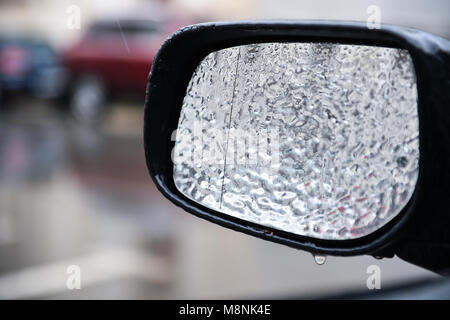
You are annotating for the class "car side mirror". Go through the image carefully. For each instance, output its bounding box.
[143,21,450,273]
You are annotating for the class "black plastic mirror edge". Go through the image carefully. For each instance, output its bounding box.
[143,20,450,273]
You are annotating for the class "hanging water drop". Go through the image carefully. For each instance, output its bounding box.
[313,254,327,265]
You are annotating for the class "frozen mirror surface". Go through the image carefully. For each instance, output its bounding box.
[173,42,419,240]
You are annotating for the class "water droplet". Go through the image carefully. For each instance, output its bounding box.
[397,156,408,168]
[313,254,327,265]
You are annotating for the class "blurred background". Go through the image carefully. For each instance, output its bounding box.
[0,0,448,299]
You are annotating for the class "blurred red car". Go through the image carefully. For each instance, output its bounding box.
[63,19,175,124]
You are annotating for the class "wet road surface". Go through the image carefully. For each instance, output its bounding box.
[0,97,436,299]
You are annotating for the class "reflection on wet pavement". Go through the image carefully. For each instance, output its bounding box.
[0,97,436,299]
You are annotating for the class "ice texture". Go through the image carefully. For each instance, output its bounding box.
[173,42,419,240]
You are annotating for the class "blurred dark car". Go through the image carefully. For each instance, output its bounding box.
[63,19,170,124]
[0,37,66,104]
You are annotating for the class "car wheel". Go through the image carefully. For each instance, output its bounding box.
[70,75,106,125]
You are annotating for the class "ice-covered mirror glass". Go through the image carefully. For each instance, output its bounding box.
[172,42,419,240]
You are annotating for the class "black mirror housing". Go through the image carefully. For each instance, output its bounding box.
[143,20,450,274]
